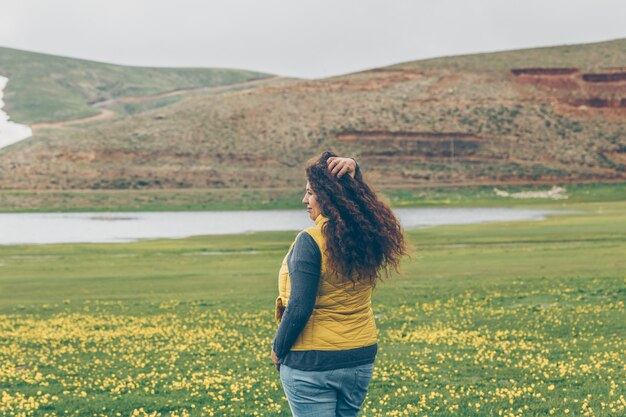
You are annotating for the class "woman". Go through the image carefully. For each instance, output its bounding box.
[272,151,407,417]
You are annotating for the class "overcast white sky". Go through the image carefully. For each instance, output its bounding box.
[1,0,625,79]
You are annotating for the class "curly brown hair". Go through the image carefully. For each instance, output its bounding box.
[306,151,407,286]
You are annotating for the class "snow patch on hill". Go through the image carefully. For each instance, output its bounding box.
[0,76,32,149]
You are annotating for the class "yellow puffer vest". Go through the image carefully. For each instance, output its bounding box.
[275,214,378,351]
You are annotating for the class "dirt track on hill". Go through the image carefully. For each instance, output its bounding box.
[31,109,117,131]
[30,76,295,131]
[93,76,294,106]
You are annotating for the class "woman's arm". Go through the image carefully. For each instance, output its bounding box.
[272,232,322,360]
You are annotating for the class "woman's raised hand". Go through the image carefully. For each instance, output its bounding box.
[327,157,357,179]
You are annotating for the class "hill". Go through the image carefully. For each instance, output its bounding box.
[0,39,625,198]
[0,47,273,123]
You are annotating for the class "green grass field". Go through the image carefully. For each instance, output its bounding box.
[0,182,625,213]
[1,200,625,416]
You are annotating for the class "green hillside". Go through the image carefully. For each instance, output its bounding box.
[398,37,626,72]
[0,47,272,123]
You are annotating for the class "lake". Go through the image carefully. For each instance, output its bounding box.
[0,208,560,245]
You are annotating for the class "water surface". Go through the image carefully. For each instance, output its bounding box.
[0,208,559,245]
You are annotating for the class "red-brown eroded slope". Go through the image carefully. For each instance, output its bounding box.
[511,67,626,110]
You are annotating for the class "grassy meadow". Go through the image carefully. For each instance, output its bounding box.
[0,182,625,212]
[1,198,625,416]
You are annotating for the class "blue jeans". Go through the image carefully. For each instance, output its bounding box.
[279,363,374,417]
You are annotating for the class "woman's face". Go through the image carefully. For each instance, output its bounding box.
[302,181,322,221]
